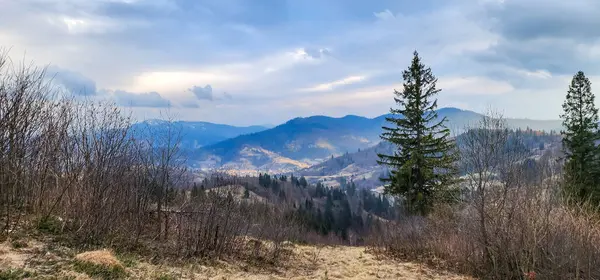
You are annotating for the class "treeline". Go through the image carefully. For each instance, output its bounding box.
[294,182,393,242]
[192,172,396,244]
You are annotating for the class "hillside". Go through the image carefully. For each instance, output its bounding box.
[297,128,563,190]
[193,108,563,173]
[132,120,268,149]
[193,146,311,173]
[296,141,394,189]
[195,114,383,166]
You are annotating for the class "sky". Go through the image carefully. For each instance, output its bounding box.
[1,0,600,126]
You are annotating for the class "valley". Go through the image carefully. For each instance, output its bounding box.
[149,108,562,175]
[142,108,563,191]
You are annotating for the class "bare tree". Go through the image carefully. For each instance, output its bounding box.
[458,110,530,272]
[137,110,187,240]
[0,50,57,234]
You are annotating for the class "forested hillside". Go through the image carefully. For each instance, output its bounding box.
[191,108,563,173]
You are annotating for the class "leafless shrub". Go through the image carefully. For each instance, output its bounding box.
[0,51,301,266]
[0,50,62,234]
[165,186,300,263]
[369,111,600,279]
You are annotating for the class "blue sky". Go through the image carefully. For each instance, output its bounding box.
[1,0,600,126]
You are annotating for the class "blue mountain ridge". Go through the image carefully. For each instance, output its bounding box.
[192,108,563,168]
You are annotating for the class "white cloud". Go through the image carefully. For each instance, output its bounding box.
[300,75,367,92]
[109,90,171,108]
[55,16,116,34]
[374,9,395,21]
[127,71,241,94]
[438,77,514,95]
[517,69,552,79]
[2,0,599,124]
[259,48,328,73]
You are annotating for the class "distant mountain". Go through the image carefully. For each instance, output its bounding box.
[375,108,563,135]
[190,108,563,173]
[299,141,394,178]
[132,120,267,149]
[295,141,394,189]
[193,146,310,174]
[194,115,383,169]
[297,126,564,190]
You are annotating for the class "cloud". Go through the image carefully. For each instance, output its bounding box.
[128,71,241,94]
[112,90,171,108]
[301,75,367,92]
[47,66,97,95]
[485,0,600,41]
[374,9,395,21]
[188,85,214,101]
[303,47,331,60]
[179,100,201,108]
[4,0,600,124]
[471,0,600,75]
[438,77,514,95]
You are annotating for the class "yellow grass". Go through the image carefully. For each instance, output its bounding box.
[0,238,472,279]
[0,241,28,268]
[132,244,472,280]
[74,249,123,269]
[288,245,471,280]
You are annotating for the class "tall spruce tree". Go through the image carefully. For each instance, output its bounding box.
[377,51,457,215]
[560,71,600,203]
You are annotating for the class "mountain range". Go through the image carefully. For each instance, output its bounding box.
[296,125,563,190]
[178,108,563,173]
[132,120,268,149]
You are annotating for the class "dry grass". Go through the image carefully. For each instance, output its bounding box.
[287,245,472,280]
[0,241,28,268]
[74,250,123,269]
[0,237,471,280]
[129,244,471,279]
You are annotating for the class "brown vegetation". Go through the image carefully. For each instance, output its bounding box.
[1,236,470,279]
[0,50,301,268]
[74,250,123,269]
[368,112,600,279]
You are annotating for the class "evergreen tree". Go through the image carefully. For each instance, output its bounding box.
[347,182,357,197]
[338,198,352,240]
[324,195,335,234]
[243,186,250,199]
[278,189,286,200]
[191,183,199,198]
[560,71,600,203]
[299,176,308,187]
[377,51,458,215]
